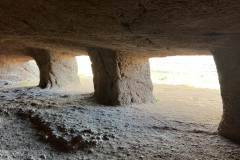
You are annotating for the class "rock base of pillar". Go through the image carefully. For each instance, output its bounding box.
[217,95,240,142]
[218,123,240,142]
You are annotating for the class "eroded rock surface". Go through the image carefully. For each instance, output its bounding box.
[0,1,240,55]
[0,86,239,159]
[17,109,101,152]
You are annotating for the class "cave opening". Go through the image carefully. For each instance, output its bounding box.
[0,55,40,88]
[150,55,219,89]
[149,55,222,123]
[75,55,94,93]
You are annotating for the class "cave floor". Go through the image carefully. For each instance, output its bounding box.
[0,77,239,160]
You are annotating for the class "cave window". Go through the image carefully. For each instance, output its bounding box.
[149,55,219,89]
[149,55,222,123]
[75,55,94,93]
[0,56,40,87]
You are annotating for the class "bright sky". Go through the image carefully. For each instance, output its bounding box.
[76,56,93,76]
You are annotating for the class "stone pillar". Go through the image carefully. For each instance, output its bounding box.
[88,48,155,105]
[212,40,240,142]
[27,48,80,89]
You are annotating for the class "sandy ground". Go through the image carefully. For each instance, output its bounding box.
[0,76,239,160]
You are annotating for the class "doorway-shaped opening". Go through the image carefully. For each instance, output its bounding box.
[149,55,222,124]
[75,55,94,93]
[0,55,39,88]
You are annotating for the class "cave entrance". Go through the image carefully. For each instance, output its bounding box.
[75,55,94,93]
[0,55,40,88]
[149,55,222,124]
[18,59,40,87]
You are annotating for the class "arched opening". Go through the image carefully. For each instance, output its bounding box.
[0,55,39,88]
[149,55,222,124]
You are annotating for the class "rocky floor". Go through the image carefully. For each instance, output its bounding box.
[0,78,239,160]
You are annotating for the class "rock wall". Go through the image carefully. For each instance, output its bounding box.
[0,55,39,85]
[88,48,155,105]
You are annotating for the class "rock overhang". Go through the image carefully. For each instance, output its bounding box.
[0,0,240,56]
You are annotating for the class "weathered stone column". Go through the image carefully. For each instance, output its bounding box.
[88,48,155,105]
[27,48,80,89]
[212,40,240,142]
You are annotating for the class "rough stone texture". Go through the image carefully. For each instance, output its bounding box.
[0,0,240,144]
[2,86,239,159]
[88,48,155,105]
[212,38,240,143]
[0,55,39,84]
[0,1,240,56]
[26,48,80,89]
